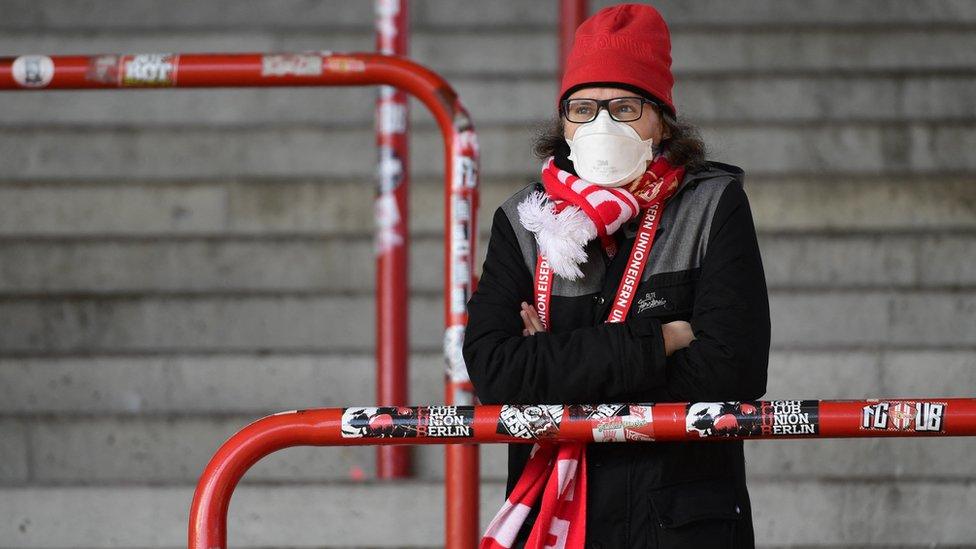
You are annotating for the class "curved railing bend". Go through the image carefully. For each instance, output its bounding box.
[0,51,481,549]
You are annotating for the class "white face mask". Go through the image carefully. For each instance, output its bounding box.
[566,110,656,187]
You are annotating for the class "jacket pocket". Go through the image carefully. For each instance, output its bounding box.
[648,477,742,549]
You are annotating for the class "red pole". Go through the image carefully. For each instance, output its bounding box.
[185,398,976,548]
[0,51,482,549]
[374,0,412,480]
[559,0,588,74]
[445,393,479,549]
[441,81,481,548]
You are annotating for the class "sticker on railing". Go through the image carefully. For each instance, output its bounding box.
[686,400,820,438]
[86,55,120,84]
[496,404,563,440]
[570,404,655,442]
[340,405,473,439]
[261,53,323,77]
[120,54,177,87]
[324,56,366,73]
[860,400,946,433]
[374,144,405,255]
[12,55,54,88]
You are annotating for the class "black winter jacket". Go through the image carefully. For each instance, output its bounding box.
[463,157,771,548]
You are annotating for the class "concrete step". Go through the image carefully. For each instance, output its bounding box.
[0,482,504,548]
[1,177,973,238]
[2,123,975,181]
[3,28,975,77]
[2,74,973,126]
[0,290,973,354]
[0,178,513,237]
[0,415,503,484]
[3,0,976,30]
[748,178,976,232]
[757,232,976,289]
[0,232,973,294]
[1,350,972,416]
[1,480,973,547]
[0,353,445,415]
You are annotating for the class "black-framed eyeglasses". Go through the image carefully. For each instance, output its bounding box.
[560,96,661,124]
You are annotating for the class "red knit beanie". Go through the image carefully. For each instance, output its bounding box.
[559,3,676,114]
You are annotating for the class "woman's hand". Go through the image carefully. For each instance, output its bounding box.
[662,320,695,356]
[520,302,545,336]
[520,301,694,356]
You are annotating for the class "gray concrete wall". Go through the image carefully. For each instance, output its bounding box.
[0,1,974,547]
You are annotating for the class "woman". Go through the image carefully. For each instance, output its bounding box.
[464,4,770,548]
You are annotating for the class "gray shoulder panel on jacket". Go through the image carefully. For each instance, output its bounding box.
[642,173,737,280]
[498,183,605,297]
[498,183,541,278]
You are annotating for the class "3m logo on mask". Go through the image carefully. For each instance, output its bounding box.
[566,110,656,187]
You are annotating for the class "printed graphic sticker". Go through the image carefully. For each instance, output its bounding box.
[686,400,819,438]
[341,405,474,439]
[261,54,323,77]
[760,400,819,436]
[496,404,564,440]
[567,404,626,421]
[417,405,474,438]
[443,325,469,384]
[374,145,405,254]
[121,54,177,87]
[341,406,418,438]
[591,404,654,442]
[12,55,55,88]
[377,87,408,134]
[324,56,366,73]
[861,400,946,433]
[687,402,761,438]
[86,55,120,84]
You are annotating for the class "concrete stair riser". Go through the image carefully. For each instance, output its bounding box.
[4,29,976,74]
[0,233,973,293]
[2,75,974,125]
[1,178,974,237]
[0,291,973,353]
[3,0,976,30]
[0,481,974,547]
[1,351,972,415]
[2,124,976,180]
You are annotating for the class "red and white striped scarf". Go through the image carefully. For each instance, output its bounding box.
[484,156,684,549]
[481,443,587,549]
[518,156,684,280]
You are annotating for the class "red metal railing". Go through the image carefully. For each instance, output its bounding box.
[0,51,481,548]
[374,0,413,480]
[189,398,976,548]
[559,0,589,73]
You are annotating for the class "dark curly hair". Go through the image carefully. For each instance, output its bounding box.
[532,107,709,174]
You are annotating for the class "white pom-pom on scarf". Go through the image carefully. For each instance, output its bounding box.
[517,191,596,281]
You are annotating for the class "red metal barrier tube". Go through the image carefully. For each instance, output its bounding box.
[559,0,588,74]
[188,398,976,548]
[445,391,479,549]
[0,51,482,548]
[374,0,412,481]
